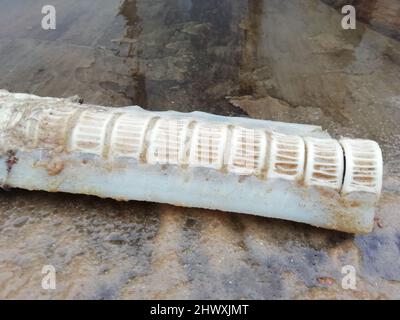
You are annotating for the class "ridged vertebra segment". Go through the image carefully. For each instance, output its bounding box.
[147,118,192,165]
[110,113,152,159]
[268,132,305,180]
[304,137,344,190]
[228,127,267,175]
[189,122,229,170]
[69,110,114,156]
[35,107,78,148]
[340,139,383,196]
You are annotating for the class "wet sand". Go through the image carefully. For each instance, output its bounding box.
[0,0,399,299]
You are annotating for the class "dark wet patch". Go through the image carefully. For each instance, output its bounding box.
[396,233,400,253]
[221,262,284,299]
[178,214,219,299]
[179,213,286,299]
[241,220,340,289]
[227,215,246,233]
[0,189,162,298]
[355,233,400,281]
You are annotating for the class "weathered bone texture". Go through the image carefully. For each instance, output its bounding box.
[0,90,382,233]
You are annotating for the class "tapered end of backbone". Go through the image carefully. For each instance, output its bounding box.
[304,137,382,197]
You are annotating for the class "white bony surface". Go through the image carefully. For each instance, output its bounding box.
[0,91,383,233]
[304,137,344,191]
[340,139,383,196]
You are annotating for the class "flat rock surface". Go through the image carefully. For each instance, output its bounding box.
[0,0,399,299]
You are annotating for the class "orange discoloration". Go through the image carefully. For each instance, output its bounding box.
[317,277,335,286]
[34,157,65,176]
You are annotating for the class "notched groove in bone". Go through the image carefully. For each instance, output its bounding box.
[65,108,85,153]
[140,116,160,163]
[180,120,197,167]
[220,124,233,174]
[102,112,122,159]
